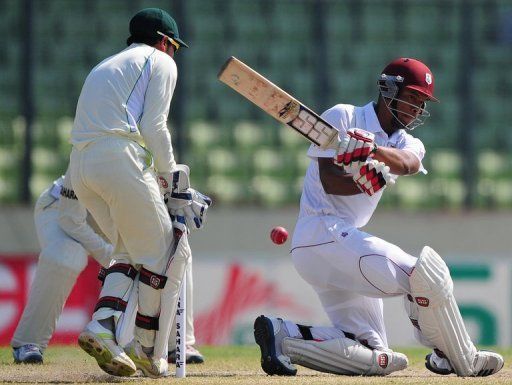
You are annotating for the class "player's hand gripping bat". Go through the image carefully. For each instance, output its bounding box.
[218,56,343,149]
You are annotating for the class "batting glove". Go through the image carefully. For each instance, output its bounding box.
[334,128,378,168]
[350,160,394,196]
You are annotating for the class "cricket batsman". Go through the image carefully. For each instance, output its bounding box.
[254,58,504,377]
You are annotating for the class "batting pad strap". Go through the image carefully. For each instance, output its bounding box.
[135,312,159,331]
[297,324,314,340]
[139,267,167,289]
[98,263,138,284]
[94,296,128,312]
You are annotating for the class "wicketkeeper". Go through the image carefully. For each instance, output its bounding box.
[68,7,196,378]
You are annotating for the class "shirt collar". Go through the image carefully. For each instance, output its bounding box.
[363,101,403,145]
[362,102,384,136]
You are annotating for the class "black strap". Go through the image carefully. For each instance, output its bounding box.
[135,312,159,330]
[139,267,167,289]
[94,296,127,312]
[98,263,137,285]
[297,324,313,340]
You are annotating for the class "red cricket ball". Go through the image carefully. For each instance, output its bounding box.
[270,226,288,245]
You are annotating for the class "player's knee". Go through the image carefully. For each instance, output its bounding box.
[39,239,88,273]
[359,255,411,295]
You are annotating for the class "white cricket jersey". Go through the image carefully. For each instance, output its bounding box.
[297,102,426,229]
[71,43,177,173]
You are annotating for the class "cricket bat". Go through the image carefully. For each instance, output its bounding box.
[218,57,340,149]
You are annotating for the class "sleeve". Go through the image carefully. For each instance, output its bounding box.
[306,104,348,159]
[58,171,113,267]
[139,53,178,173]
[398,135,428,174]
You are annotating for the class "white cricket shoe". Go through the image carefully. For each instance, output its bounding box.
[168,345,205,364]
[78,320,136,377]
[472,351,504,377]
[13,344,43,364]
[254,315,297,376]
[426,349,504,377]
[125,340,168,378]
[425,349,454,375]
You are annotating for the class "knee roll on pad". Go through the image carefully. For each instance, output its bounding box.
[282,337,408,376]
[409,246,477,376]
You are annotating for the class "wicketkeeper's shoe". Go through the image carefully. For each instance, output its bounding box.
[254,315,297,376]
[168,345,205,364]
[78,320,136,377]
[12,344,43,364]
[125,340,168,378]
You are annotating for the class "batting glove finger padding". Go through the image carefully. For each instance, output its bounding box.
[352,160,394,196]
[334,128,377,167]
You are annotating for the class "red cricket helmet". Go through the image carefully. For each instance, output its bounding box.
[380,57,438,102]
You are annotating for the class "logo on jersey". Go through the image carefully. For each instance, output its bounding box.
[425,73,432,85]
[341,232,348,238]
[415,296,430,307]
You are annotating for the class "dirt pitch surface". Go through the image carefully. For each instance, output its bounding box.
[1,346,511,384]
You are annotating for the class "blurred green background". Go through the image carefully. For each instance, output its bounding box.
[1,0,511,209]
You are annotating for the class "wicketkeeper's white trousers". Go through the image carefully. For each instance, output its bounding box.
[70,137,174,347]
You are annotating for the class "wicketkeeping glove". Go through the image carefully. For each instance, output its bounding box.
[167,188,212,232]
[334,128,378,168]
[158,165,212,232]
[349,159,394,196]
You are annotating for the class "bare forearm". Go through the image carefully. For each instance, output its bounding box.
[373,146,420,175]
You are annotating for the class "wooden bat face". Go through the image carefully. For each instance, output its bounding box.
[218,57,339,149]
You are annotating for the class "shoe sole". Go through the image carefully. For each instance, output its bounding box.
[253,315,297,376]
[78,331,135,377]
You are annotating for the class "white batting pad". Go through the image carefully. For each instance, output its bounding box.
[409,246,477,376]
[282,337,408,376]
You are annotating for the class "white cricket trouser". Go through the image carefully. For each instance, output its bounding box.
[11,189,89,350]
[291,216,417,349]
[69,137,174,347]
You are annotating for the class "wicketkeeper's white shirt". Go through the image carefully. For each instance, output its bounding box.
[294,102,426,235]
[71,43,177,173]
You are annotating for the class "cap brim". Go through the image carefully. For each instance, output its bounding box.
[174,37,188,48]
[406,85,439,102]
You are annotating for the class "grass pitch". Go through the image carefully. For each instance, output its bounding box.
[0,345,511,384]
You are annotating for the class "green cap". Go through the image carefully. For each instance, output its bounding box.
[129,8,188,48]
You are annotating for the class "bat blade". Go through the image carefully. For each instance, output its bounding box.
[218,57,339,149]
